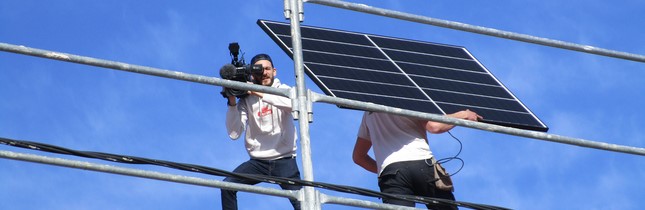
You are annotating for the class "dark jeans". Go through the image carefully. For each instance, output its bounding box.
[221,157,302,210]
[378,159,457,210]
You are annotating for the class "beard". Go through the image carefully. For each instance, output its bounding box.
[254,75,274,86]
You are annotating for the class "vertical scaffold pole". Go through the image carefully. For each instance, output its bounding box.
[286,0,320,209]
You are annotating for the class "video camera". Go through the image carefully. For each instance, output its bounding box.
[219,42,263,98]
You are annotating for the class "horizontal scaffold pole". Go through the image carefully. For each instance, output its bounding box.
[306,0,645,63]
[311,92,645,156]
[0,42,290,98]
[0,150,299,199]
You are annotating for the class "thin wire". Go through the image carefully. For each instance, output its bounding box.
[436,131,465,177]
[0,136,509,210]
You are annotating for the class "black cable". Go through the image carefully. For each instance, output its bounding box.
[436,131,466,177]
[0,136,509,210]
[446,131,463,157]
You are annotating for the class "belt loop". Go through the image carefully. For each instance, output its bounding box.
[424,157,436,167]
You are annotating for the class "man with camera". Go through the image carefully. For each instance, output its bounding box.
[221,53,301,210]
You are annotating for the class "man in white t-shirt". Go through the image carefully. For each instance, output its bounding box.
[353,110,481,209]
[222,54,301,210]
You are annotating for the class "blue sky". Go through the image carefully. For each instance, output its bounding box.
[1,1,644,209]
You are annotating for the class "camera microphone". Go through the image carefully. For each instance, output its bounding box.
[219,64,238,80]
[219,63,249,98]
[219,42,266,98]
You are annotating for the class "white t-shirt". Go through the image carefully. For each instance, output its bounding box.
[357,112,433,175]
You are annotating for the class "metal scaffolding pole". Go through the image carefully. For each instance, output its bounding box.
[320,194,419,210]
[286,0,321,209]
[0,43,290,98]
[311,93,645,156]
[0,150,299,199]
[0,149,424,209]
[306,0,645,63]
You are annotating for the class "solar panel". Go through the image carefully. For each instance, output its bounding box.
[258,19,548,132]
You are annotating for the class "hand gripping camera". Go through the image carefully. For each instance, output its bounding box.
[219,42,263,98]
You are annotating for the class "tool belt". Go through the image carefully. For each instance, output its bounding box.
[429,157,454,192]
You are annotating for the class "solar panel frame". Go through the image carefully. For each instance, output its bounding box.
[258,19,548,132]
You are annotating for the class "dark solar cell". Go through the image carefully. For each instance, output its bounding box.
[410,76,513,99]
[333,91,443,114]
[305,63,409,86]
[383,49,485,73]
[259,19,548,132]
[277,35,384,59]
[398,63,499,85]
[425,90,526,112]
[438,103,542,130]
[302,51,397,72]
[261,21,291,36]
[301,27,372,46]
[262,21,373,46]
[318,77,426,100]
[302,39,384,59]
[370,36,471,59]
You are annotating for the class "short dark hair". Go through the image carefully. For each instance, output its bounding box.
[250,53,273,66]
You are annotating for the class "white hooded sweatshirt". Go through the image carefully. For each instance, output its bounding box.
[225,78,297,160]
